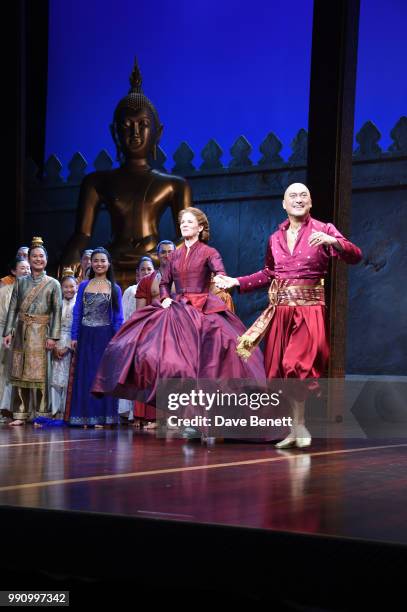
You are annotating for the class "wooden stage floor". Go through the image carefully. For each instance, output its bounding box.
[1,424,407,546]
[1,424,407,607]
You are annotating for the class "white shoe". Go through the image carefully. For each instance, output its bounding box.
[182,427,199,439]
[295,425,312,449]
[275,435,297,449]
[201,435,216,446]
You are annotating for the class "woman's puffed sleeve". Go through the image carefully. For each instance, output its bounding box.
[208,249,226,276]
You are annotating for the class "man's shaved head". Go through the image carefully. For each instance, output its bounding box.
[283,183,311,201]
[282,183,312,219]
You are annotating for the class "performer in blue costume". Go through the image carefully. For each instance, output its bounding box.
[68,248,123,427]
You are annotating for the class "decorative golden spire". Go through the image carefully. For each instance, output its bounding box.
[129,56,143,93]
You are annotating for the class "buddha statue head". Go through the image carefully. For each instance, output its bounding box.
[111,58,163,165]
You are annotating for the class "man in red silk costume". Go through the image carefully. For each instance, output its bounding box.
[214,183,362,449]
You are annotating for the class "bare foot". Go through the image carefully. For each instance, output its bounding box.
[10,419,25,426]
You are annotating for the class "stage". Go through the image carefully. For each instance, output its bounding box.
[1,425,406,607]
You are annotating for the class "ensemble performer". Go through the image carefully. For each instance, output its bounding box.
[135,240,175,310]
[75,249,93,284]
[122,256,155,320]
[215,183,362,449]
[49,270,77,417]
[131,240,175,429]
[0,257,31,422]
[0,247,29,288]
[119,255,155,425]
[92,207,266,437]
[2,238,62,426]
[16,246,29,261]
[133,243,176,429]
[68,248,123,427]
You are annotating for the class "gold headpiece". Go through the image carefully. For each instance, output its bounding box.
[61,266,75,277]
[31,236,44,249]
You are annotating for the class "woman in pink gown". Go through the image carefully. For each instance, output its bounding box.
[92,208,265,409]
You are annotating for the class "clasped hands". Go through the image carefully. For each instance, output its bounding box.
[213,275,240,290]
[152,233,339,301]
[53,346,69,360]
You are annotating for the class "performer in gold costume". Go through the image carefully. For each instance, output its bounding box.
[3,238,62,425]
[60,59,191,288]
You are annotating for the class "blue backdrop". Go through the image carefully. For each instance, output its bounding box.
[45,0,313,169]
[45,0,407,172]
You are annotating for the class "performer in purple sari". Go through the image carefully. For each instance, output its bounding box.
[92,208,265,407]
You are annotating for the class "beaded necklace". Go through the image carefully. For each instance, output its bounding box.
[83,278,111,305]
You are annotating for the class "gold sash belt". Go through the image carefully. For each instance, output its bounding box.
[236,278,325,360]
[18,313,50,340]
[18,313,50,324]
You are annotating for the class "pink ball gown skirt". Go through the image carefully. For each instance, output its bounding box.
[92,296,265,405]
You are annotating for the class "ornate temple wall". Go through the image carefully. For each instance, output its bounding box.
[25,118,407,375]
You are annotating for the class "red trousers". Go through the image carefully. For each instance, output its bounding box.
[264,305,329,380]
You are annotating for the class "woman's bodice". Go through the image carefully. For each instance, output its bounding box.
[160,241,228,314]
[161,241,225,296]
[82,292,111,326]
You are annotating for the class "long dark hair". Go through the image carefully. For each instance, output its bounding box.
[89,247,120,312]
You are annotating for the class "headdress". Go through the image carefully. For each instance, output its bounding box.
[61,266,75,278]
[31,236,44,249]
[113,57,161,128]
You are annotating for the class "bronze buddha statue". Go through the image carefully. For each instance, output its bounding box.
[60,58,191,287]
